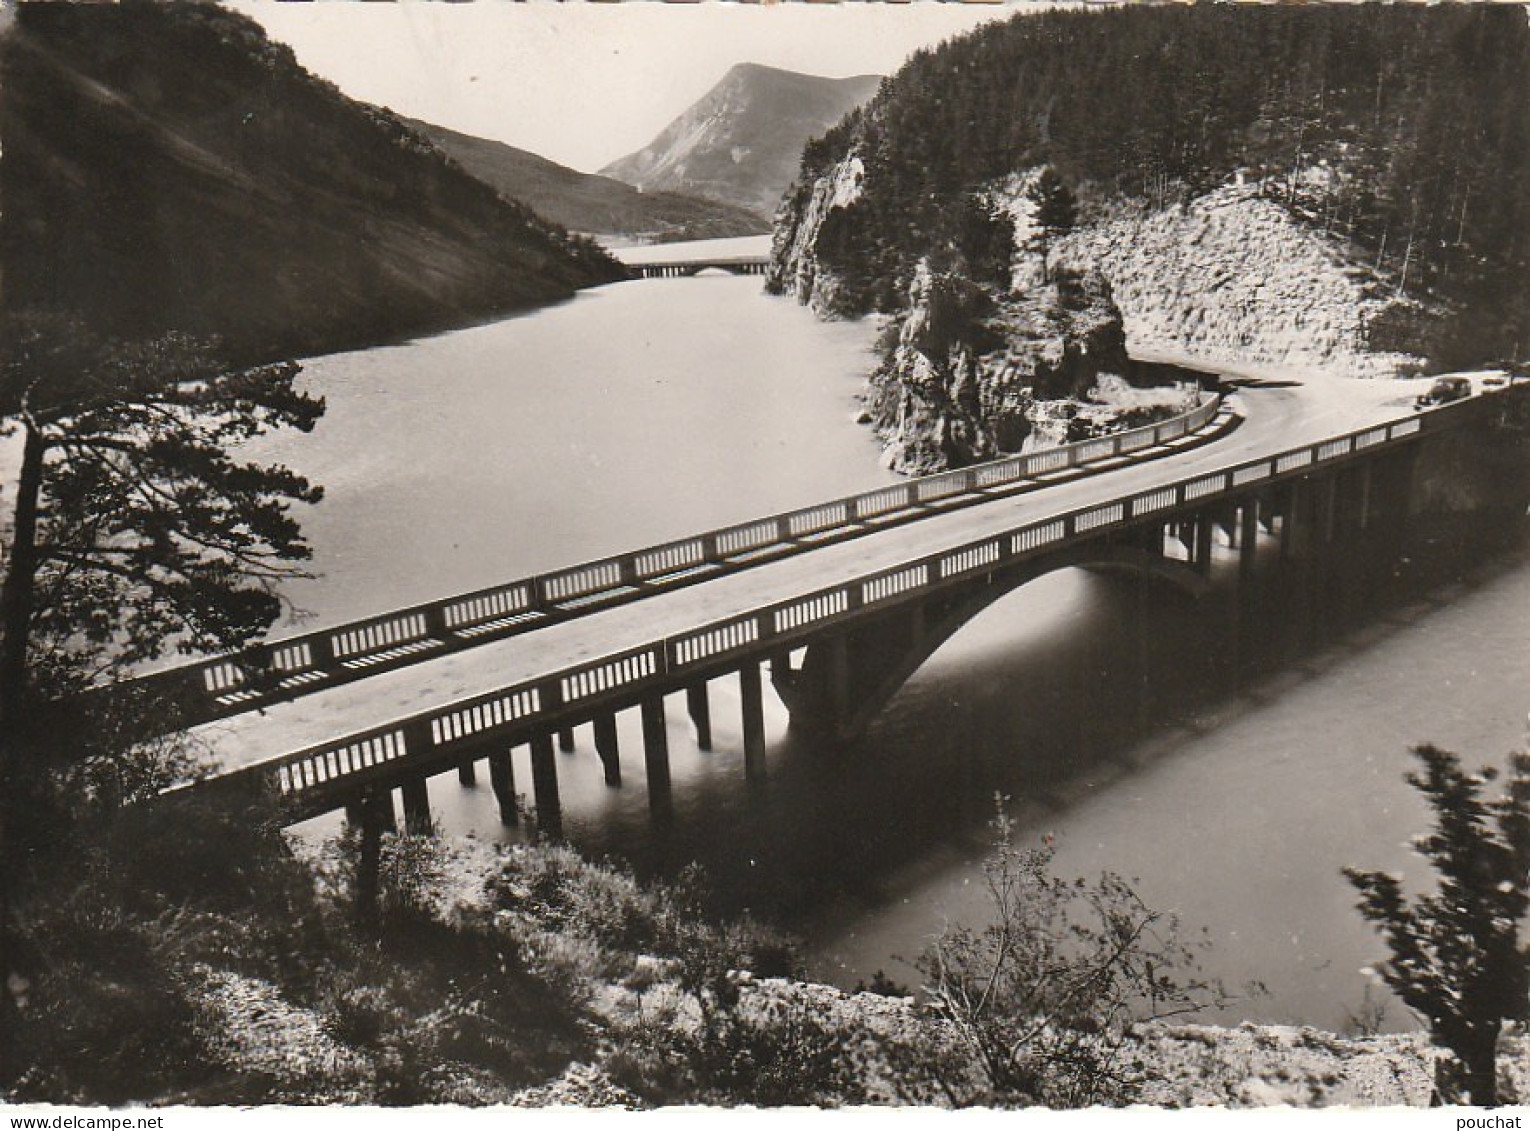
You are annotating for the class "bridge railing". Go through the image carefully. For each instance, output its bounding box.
[213,384,1521,814]
[116,392,1223,721]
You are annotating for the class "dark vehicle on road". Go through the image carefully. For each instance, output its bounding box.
[1414,376,1472,409]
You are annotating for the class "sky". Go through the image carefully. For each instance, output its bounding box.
[229,1,1021,173]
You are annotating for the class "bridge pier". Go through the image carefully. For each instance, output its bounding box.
[1370,444,1418,584]
[594,712,622,786]
[1258,494,1277,535]
[530,732,562,837]
[457,757,477,786]
[739,662,767,780]
[401,776,432,836]
[686,682,713,750]
[1328,468,1363,627]
[1281,475,1328,650]
[488,749,518,825]
[769,649,793,687]
[345,787,396,835]
[1230,497,1263,674]
[558,727,576,753]
[1238,499,1260,588]
[1313,471,1343,630]
[1174,520,1193,558]
[1129,521,1158,556]
[349,789,391,927]
[827,634,851,724]
[1279,481,1300,561]
[642,695,674,821]
[1193,516,1215,575]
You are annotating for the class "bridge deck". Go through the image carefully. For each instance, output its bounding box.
[133,390,1224,727]
[193,368,1437,775]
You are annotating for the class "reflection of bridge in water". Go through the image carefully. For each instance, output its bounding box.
[626,256,770,279]
[116,254,1526,855]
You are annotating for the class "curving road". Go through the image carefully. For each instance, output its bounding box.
[193,358,1447,774]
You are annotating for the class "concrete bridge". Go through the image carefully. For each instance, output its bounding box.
[626,256,770,279]
[158,368,1526,843]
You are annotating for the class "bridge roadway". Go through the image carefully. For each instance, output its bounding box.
[193,362,1431,779]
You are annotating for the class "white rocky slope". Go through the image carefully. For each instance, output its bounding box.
[1050,184,1431,377]
[774,159,1436,380]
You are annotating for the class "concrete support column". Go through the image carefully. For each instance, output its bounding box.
[769,650,795,685]
[457,758,477,786]
[1295,478,1324,646]
[1238,499,1260,587]
[401,776,432,836]
[1311,474,1339,628]
[1258,494,1277,535]
[346,790,393,838]
[686,682,713,750]
[1322,475,1339,547]
[530,732,562,835]
[828,634,851,726]
[740,662,767,781]
[1194,515,1214,575]
[488,749,518,826]
[594,712,621,786]
[351,789,389,927]
[1333,468,1365,626]
[558,727,576,753]
[1233,498,1261,676]
[641,695,673,820]
[1279,482,1300,561]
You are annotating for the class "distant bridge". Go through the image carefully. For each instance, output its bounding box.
[143,369,1526,843]
[625,255,770,279]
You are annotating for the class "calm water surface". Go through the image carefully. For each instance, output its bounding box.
[252,274,892,629]
[271,269,1530,1034]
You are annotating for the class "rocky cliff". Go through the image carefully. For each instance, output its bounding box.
[768,153,869,319]
[773,158,1429,378]
[768,4,1530,470]
[1050,185,1435,378]
[865,258,1177,474]
[0,4,625,368]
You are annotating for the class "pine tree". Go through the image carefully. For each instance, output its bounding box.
[1026,166,1076,283]
[0,312,325,1023]
[951,195,1016,291]
[1343,745,1530,1106]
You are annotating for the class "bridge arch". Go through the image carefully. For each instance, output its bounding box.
[774,542,1208,742]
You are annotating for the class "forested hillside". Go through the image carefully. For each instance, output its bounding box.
[404,118,768,243]
[1,4,625,367]
[772,4,1530,370]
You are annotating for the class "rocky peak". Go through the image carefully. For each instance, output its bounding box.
[600,65,880,219]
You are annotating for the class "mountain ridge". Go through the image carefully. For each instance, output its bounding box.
[0,4,624,368]
[601,62,881,219]
[404,117,770,242]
